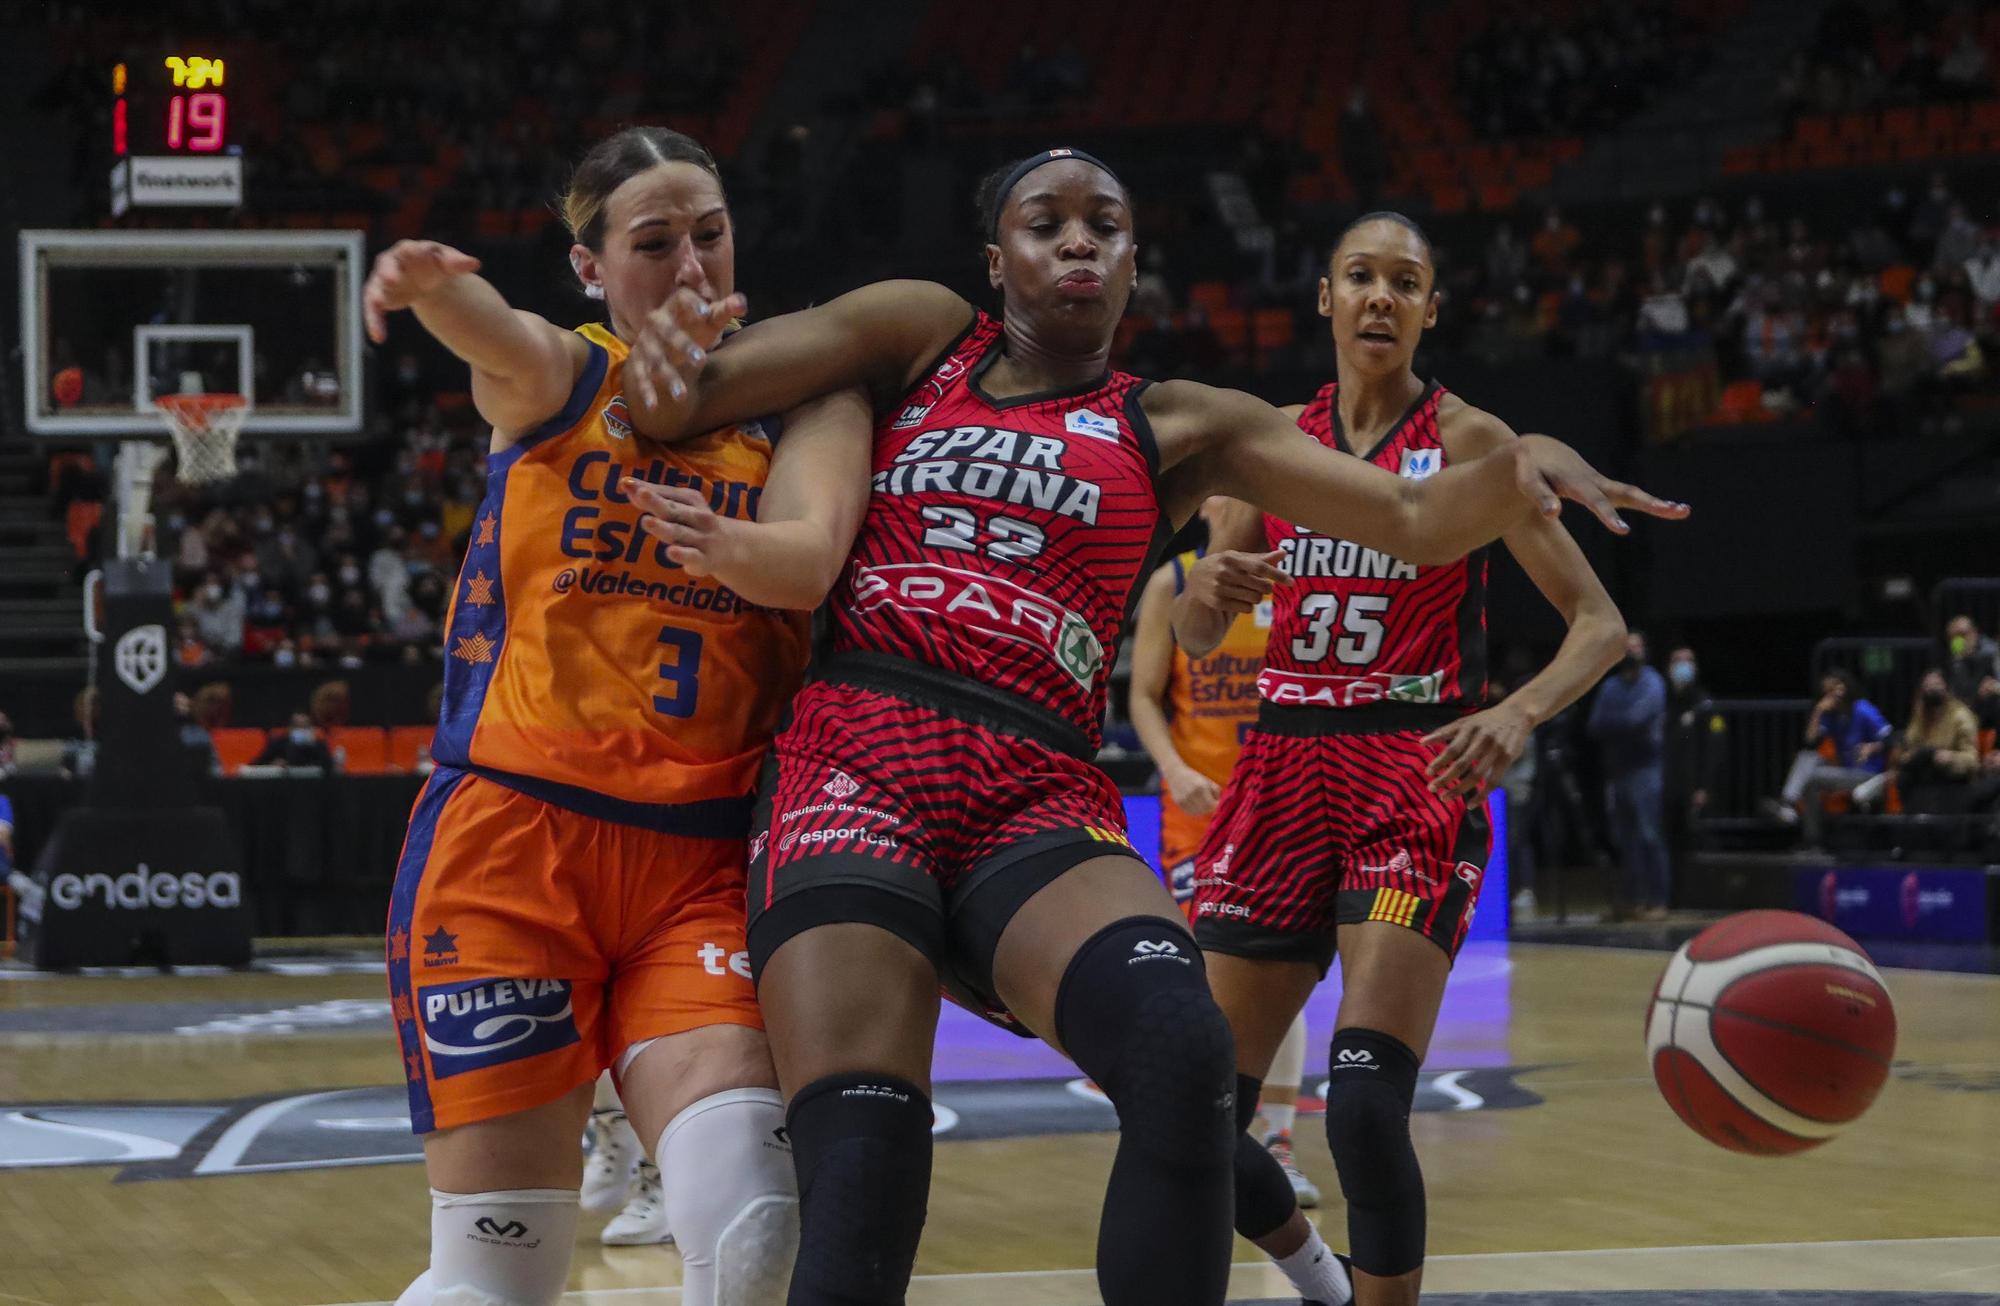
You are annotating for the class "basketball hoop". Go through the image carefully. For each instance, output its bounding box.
[154,392,249,485]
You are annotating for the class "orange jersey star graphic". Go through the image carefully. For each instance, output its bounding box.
[463,571,495,606]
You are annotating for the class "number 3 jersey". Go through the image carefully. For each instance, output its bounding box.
[830,312,1168,746]
[1258,380,1487,716]
[431,322,811,826]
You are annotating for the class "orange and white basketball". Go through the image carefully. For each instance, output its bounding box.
[1646,910,1896,1155]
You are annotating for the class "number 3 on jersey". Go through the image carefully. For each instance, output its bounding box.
[1290,593,1388,665]
[655,626,703,717]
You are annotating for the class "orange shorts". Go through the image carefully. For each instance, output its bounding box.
[386,766,761,1134]
[1159,798,1209,910]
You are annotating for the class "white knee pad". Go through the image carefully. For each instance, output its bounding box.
[1269,1008,1309,1088]
[657,1087,799,1306]
[400,1188,579,1306]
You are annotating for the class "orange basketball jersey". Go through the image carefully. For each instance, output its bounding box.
[430,322,810,828]
[1159,548,1269,874]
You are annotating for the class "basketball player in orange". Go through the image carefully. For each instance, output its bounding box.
[1178,212,1631,1305]
[365,127,871,1306]
[1126,496,1320,1208]
[614,151,1682,1305]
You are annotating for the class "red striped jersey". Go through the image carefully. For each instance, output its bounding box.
[830,312,1168,745]
[1257,380,1488,712]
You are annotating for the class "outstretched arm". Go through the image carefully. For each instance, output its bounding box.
[1148,381,1687,565]
[622,281,972,444]
[1423,411,1629,800]
[624,388,875,610]
[362,240,587,442]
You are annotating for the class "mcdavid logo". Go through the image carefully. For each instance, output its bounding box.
[1334,1048,1378,1069]
[1129,939,1191,965]
[419,977,580,1079]
[470,1216,539,1248]
[50,866,240,911]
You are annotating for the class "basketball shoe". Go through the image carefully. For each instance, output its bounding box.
[1265,1131,1321,1208]
[601,1159,674,1246]
[580,1109,641,1213]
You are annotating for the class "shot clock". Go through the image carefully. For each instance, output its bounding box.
[109,53,244,214]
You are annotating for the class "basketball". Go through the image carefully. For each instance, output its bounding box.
[51,364,83,406]
[1647,910,1897,1155]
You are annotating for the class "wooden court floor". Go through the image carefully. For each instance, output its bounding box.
[2,940,1997,1305]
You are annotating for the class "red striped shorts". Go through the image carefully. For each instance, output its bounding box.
[1190,704,1490,973]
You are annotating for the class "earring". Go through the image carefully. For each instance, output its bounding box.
[570,249,604,300]
[584,284,606,301]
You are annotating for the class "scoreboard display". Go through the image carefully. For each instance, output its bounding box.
[109,53,244,214]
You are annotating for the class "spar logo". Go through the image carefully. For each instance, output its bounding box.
[851,561,1102,688]
[419,977,580,1079]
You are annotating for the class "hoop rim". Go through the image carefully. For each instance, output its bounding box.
[154,392,251,414]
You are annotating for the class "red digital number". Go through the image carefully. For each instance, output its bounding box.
[167,92,226,152]
[113,98,127,155]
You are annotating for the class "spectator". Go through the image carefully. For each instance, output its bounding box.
[1586,632,1671,920]
[174,691,222,777]
[1945,615,2000,703]
[252,712,339,771]
[1855,669,1981,812]
[1338,86,1389,207]
[60,687,100,781]
[1532,206,1582,279]
[0,788,13,874]
[0,710,17,780]
[1769,668,1890,847]
[311,680,353,731]
[188,571,246,655]
[1664,645,1723,885]
[1490,677,1541,921]
[193,682,234,731]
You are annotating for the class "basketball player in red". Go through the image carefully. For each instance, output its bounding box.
[618,151,1682,1306]
[364,128,873,1306]
[1176,212,1631,1305]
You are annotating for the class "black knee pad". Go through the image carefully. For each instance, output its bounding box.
[1323,1027,1425,1277]
[786,1073,933,1305]
[1054,917,1236,1166]
[1231,1072,1298,1240]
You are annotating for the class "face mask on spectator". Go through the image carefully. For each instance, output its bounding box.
[308,583,332,605]
[1921,688,1946,708]
[291,727,316,746]
[201,583,222,603]
[1670,662,1696,688]
[375,508,396,528]
[274,646,297,667]
[339,565,361,586]
[304,482,323,501]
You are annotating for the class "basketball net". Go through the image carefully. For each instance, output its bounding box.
[115,394,248,559]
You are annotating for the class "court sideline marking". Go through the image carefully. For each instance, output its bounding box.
[309,1235,2000,1305]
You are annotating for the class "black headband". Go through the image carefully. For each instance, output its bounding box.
[987,148,1123,238]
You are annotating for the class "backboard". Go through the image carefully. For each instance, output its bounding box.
[19,229,366,437]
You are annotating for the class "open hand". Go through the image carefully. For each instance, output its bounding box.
[625,288,747,410]
[363,240,481,342]
[1515,435,1690,535]
[625,478,741,577]
[1423,702,1534,802]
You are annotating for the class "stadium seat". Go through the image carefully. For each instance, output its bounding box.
[330,727,390,775]
[388,725,436,773]
[1188,281,1232,316]
[211,728,268,776]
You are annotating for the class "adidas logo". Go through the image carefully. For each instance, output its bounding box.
[823,771,860,799]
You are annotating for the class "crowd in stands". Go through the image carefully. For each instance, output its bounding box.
[1119,166,1999,436]
[1453,3,1709,142]
[1779,0,1997,122]
[149,408,489,668]
[1769,614,2000,850]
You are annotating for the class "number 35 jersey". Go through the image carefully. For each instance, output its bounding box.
[431,322,810,826]
[831,312,1169,747]
[1258,380,1488,715]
